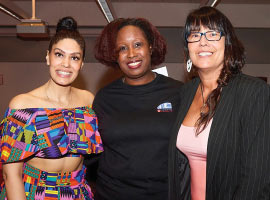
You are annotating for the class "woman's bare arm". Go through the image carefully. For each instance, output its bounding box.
[2,162,26,200]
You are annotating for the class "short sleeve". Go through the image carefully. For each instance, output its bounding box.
[0,106,103,163]
[0,108,40,163]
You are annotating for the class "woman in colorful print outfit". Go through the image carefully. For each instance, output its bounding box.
[0,16,103,200]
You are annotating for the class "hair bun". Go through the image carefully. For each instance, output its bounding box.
[56,16,78,33]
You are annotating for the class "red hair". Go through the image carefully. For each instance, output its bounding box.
[95,18,167,68]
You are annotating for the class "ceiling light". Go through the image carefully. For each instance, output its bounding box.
[96,0,117,23]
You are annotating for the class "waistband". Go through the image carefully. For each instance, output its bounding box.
[23,163,87,187]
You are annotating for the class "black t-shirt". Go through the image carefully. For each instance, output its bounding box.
[93,74,183,200]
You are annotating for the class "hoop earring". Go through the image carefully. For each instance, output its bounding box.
[187,59,192,72]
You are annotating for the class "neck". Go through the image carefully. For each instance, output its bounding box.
[198,68,221,92]
[45,80,72,105]
[123,71,156,86]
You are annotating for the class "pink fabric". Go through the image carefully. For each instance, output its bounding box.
[176,119,212,200]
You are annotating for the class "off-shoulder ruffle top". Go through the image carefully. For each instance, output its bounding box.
[0,106,103,163]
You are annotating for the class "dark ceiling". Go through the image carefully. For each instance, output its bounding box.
[0,0,269,64]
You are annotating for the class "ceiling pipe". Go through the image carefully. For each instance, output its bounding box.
[0,5,20,20]
[211,0,220,7]
[95,0,117,23]
[0,0,30,21]
[200,0,220,7]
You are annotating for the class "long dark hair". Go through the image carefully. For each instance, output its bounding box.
[48,16,85,59]
[183,7,245,134]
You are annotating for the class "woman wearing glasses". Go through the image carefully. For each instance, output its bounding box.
[168,6,270,200]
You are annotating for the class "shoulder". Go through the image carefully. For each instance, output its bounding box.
[95,78,122,96]
[182,77,200,90]
[78,89,94,100]
[103,78,122,90]
[236,73,266,85]
[8,83,55,109]
[93,78,123,110]
[227,74,270,111]
[9,85,47,109]
[156,75,183,98]
[158,74,183,87]
[72,88,95,105]
[9,93,35,109]
[232,73,269,94]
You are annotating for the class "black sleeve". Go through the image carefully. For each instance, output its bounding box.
[235,83,270,199]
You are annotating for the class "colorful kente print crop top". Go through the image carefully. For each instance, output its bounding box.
[0,106,103,163]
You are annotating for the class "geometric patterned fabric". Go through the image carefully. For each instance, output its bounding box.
[0,106,103,163]
[0,163,94,200]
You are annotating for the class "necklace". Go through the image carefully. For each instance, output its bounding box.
[200,83,207,115]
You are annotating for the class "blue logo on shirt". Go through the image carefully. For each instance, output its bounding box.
[157,102,172,112]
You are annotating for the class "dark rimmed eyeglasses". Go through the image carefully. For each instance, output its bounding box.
[186,31,224,43]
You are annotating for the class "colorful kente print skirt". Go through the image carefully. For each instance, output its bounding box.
[0,163,93,200]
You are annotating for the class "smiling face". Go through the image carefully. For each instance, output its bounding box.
[46,38,83,86]
[116,25,153,85]
[188,26,225,74]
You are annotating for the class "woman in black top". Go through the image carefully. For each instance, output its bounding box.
[91,18,183,200]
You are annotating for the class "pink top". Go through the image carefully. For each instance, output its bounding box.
[176,119,212,200]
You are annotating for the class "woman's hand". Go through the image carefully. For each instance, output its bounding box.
[2,162,26,200]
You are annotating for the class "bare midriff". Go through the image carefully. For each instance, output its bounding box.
[26,156,83,172]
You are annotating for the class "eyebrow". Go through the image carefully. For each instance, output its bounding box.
[54,48,81,56]
[116,40,145,46]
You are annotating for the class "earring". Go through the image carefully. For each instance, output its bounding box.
[187,59,192,72]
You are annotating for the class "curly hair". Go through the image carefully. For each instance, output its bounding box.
[48,16,85,59]
[183,6,246,134]
[95,18,167,68]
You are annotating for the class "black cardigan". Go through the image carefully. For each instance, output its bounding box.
[168,73,270,200]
